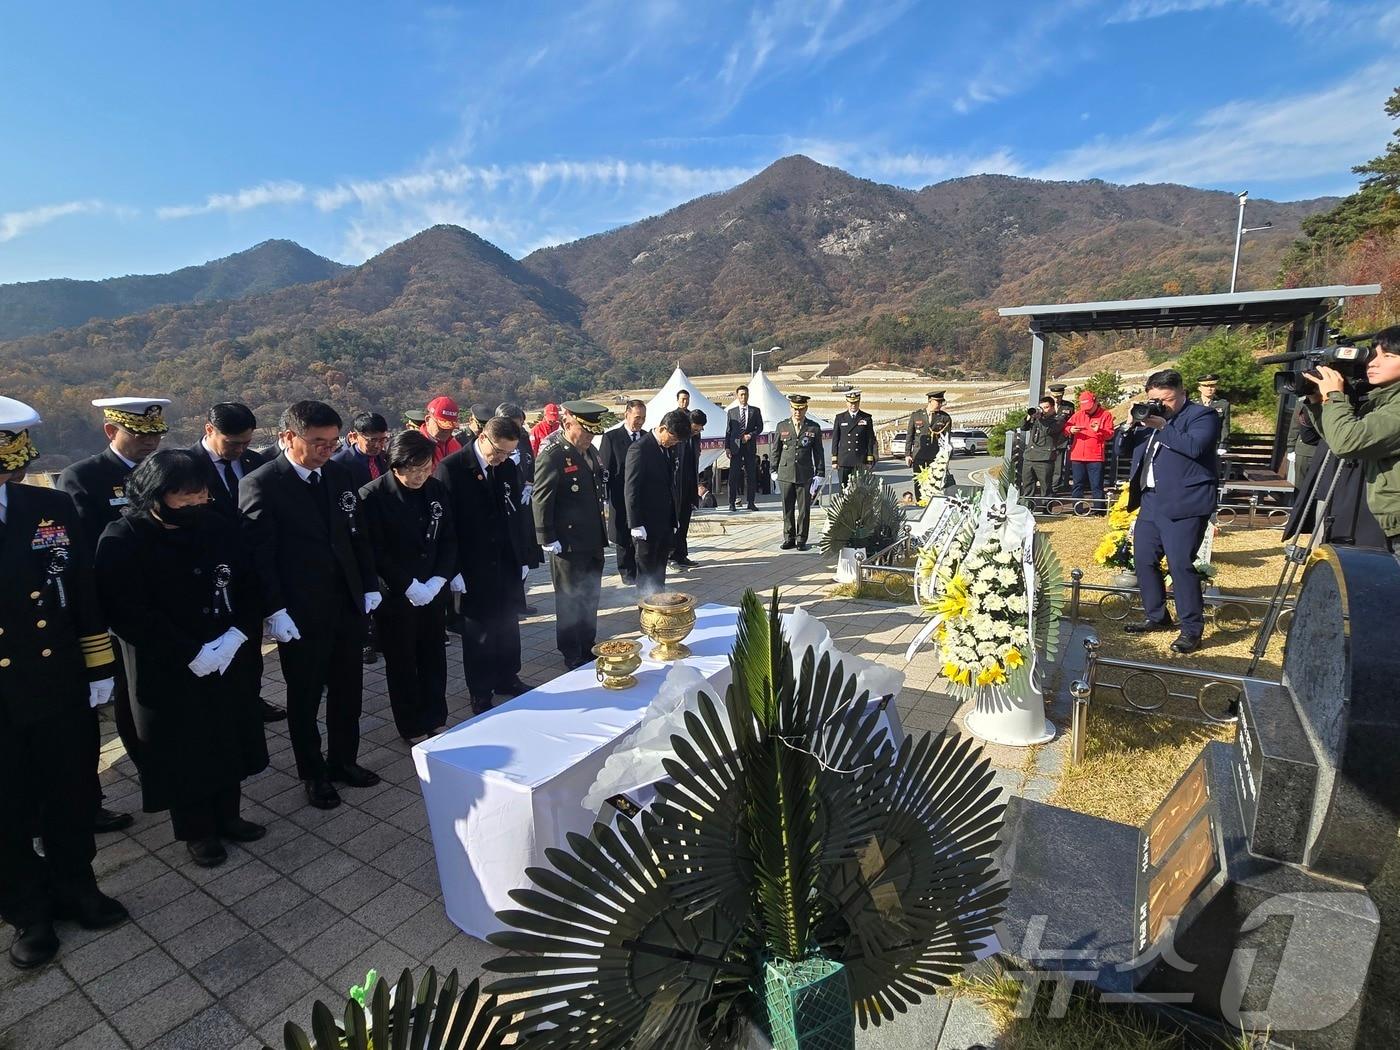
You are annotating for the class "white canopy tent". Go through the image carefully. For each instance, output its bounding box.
[727,366,832,436]
[604,366,730,473]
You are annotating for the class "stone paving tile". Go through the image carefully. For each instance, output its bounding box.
[316,863,395,915]
[202,858,282,906]
[145,1005,254,1050]
[60,922,157,984]
[0,988,102,1048]
[190,932,286,998]
[384,902,459,961]
[262,896,344,955]
[222,957,322,1031]
[163,911,254,969]
[60,1019,132,1050]
[260,830,335,876]
[111,973,214,1047]
[294,915,380,981]
[0,962,77,1029]
[353,884,432,937]
[136,889,224,943]
[228,876,311,930]
[85,945,185,1014]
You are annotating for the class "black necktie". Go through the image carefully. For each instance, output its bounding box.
[308,471,331,527]
[218,458,238,496]
[631,430,639,443]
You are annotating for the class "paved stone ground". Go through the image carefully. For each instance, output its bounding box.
[1,486,1017,1049]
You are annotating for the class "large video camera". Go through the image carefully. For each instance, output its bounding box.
[1260,334,1377,397]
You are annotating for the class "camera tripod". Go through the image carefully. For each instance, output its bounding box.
[1245,448,1344,675]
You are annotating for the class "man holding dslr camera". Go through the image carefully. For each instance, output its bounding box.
[1122,369,1221,654]
[1019,397,1059,500]
[1304,325,1400,552]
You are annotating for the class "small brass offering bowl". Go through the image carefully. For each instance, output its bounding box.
[638,591,696,661]
[593,639,642,691]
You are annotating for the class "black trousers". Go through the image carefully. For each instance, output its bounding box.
[614,538,637,583]
[277,603,366,780]
[780,482,813,544]
[729,446,757,507]
[634,538,671,597]
[169,784,242,843]
[460,596,522,702]
[376,597,448,738]
[672,503,694,561]
[0,706,99,925]
[551,550,605,668]
[838,467,860,486]
[110,643,140,772]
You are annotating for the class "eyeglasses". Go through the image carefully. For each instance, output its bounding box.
[295,436,339,451]
[482,437,513,462]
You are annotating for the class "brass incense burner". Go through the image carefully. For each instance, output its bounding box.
[593,639,643,691]
[638,591,697,661]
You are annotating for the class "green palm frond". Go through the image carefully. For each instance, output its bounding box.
[822,470,901,555]
[485,816,753,1049]
[1032,532,1067,664]
[274,968,509,1050]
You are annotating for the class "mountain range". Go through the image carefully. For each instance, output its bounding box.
[0,156,1336,461]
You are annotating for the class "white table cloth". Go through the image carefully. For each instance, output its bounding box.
[414,603,740,939]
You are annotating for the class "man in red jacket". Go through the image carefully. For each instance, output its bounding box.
[1064,390,1114,512]
[530,404,561,456]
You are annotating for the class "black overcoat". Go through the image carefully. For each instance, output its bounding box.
[95,513,268,811]
[358,474,459,603]
[435,447,524,613]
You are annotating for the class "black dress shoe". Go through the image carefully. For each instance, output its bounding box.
[495,677,532,698]
[9,921,58,969]
[671,557,698,568]
[303,778,342,810]
[796,542,809,551]
[747,504,758,511]
[186,838,228,868]
[94,807,133,834]
[51,887,128,930]
[361,646,379,665]
[327,763,382,788]
[470,696,494,716]
[780,539,796,550]
[1170,633,1203,654]
[219,818,267,843]
[728,505,738,513]
[522,604,539,615]
[259,699,287,723]
[1123,617,1174,634]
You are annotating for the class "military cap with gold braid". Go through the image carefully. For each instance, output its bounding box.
[92,396,170,434]
[560,400,615,435]
[0,395,41,472]
[844,388,862,402]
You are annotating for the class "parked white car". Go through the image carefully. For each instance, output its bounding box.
[949,429,989,456]
[889,431,908,456]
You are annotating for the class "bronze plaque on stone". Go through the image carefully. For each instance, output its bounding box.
[1144,814,1218,950]
[1146,760,1209,868]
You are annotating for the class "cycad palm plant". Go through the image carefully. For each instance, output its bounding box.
[485,589,1007,1048]
[822,470,902,556]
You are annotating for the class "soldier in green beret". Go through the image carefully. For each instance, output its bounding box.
[772,394,826,550]
[534,401,611,669]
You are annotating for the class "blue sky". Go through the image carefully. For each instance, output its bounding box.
[1,0,1396,284]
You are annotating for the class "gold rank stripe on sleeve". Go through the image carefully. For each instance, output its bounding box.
[80,633,116,669]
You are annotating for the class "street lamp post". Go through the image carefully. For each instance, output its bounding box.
[751,345,777,375]
[1230,191,1273,293]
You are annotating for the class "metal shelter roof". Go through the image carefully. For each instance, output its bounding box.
[998,284,1381,334]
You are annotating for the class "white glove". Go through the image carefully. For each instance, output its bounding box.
[364,591,382,614]
[543,540,563,555]
[631,526,648,541]
[405,579,433,607]
[449,573,466,594]
[265,609,301,643]
[809,477,823,497]
[213,627,247,675]
[520,484,534,506]
[520,565,529,581]
[188,641,222,677]
[88,677,115,708]
[424,576,447,600]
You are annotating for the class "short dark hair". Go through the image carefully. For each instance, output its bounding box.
[481,416,521,443]
[1039,397,1056,409]
[1145,369,1185,394]
[496,402,525,421]
[735,384,749,395]
[387,430,436,471]
[625,398,646,412]
[124,449,208,518]
[208,402,256,435]
[1374,326,1400,356]
[351,411,388,435]
[659,409,692,439]
[677,389,691,400]
[281,400,342,434]
[689,409,708,428]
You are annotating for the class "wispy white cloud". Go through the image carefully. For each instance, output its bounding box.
[156,180,308,220]
[0,200,109,243]
[1032,61,1394,187]
[952,0,1096,114]
[1107,0,1332,25]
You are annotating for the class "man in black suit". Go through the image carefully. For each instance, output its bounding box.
[1,396,129,969]
[59,395,170,834]
[625,409,692,597]
[499,402,542,617]
[670,396,702,569]
[600,399,646,584]
[240,401,381,810]
[437,415,532,714]
[331,411,390,489]
[726,385,762,511]
[189,402,285,724]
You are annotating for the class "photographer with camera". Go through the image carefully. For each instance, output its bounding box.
[1303,325,1400,552]
[1019,397,1059,500]
[1122,369,1221,654]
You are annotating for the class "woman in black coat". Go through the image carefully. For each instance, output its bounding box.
[95,450,268,868]
[359,431,459,743]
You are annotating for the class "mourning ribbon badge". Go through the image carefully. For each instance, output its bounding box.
[338,490,359,536]
[213,563,233,616]
[46,545,70,609]
[428,500,444,543]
